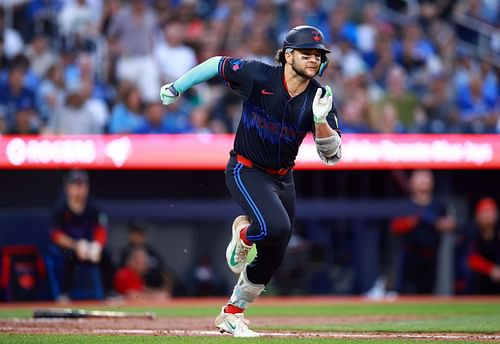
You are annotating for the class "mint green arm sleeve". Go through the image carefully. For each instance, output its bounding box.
[173,56,222,93]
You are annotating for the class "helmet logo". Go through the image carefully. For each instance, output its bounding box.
[312,30,321,42]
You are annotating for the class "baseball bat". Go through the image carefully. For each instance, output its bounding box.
[33,308,156,320]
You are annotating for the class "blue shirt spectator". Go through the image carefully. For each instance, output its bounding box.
[109,85,144,134]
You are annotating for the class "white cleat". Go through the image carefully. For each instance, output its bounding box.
[215,307,260,337]
[226,215,253,274]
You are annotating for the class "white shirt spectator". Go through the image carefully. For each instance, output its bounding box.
[58,0,97,38]
[3,28,23,59]
[154,22,197,82]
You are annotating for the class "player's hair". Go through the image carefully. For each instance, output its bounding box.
[274,48,286,66]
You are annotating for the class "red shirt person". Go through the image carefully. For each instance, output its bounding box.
[467,197,500,294]
[114,247,148,296]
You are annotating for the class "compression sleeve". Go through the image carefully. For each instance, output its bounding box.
[173,56,222,93]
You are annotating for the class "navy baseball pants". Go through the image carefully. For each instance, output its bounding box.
[225,153,295,285]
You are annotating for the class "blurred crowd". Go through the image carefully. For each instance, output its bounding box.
[0,0,498,136]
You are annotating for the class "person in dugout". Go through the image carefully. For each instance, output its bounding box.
[49,169,114,301]
[467,197,500,294]
[390,170,456,294]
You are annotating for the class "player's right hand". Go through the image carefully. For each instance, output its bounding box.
[160,83,180,105]
[88,241,102,263]
[75,239,90,261]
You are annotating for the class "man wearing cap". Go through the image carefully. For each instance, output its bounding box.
[390,170,457,294]
[50,169,110,300]
[468,197,500,294]
[160,25,341,337]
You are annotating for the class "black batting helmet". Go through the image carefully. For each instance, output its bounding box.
[283,25,330,53]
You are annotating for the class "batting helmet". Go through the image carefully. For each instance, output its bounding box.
[283,25,330,53]
[282,25,330,76]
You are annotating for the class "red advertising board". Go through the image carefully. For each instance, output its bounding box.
[0,134,498,170]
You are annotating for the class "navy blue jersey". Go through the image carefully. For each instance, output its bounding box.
[51,198,105,241]
[218,57,340,170]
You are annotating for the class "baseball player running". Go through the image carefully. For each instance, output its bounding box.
[160,25,341,337]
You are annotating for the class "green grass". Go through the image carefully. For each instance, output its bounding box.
[277,315,500,333]
[0,335,493,344]
[1,300,499,343]
[2,301,499,319]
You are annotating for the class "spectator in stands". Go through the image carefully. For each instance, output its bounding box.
[75,54,110,129]
[58,0,100,53]
[189,105,215,133]
[49,169,114,301]
[6,100,39,135]
[47,80,103,134]
[133,101,169,134]
[154,20,197,83]
[24,34,57,79]
[379,65,419,131]
[107,0,160,102]
[371,28,397,87]
[0,0,497,136]
[0,7,24,59]
[162,97,193,133]
[456,68,498,133]
[0,56,37,131]
[36,64,66,125]
[467,197,500,294]
[420,72,459,133]
[390,169,456,294]
[134,97,205,134]
[119,218,172,293]
[109,82,144,134]
[373,102,406,133]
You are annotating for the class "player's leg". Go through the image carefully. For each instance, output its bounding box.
[225,161,295,282]
[61,249,77,300]
[216,158,295,336]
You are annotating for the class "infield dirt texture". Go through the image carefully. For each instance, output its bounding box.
[1,296,499,343]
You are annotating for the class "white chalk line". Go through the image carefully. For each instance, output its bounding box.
[2,327,500,340]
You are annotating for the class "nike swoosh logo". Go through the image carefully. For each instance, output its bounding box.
[260,89,274,95]
[230,245,239,266]
[225,319,236,331]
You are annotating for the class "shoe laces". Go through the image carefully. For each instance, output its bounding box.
[235,242,251,263]
[232,313,250,327]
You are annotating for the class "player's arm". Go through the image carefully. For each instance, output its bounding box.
[468,251,500,281]
[159,56,222,105]
[312,86,341,165]
[50,228,77,250]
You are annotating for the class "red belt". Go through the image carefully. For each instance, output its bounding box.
[236,154,291,176]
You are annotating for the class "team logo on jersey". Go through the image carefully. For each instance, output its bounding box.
[230,59,242,71]
[242,104,306,145]
[312,30,321,42]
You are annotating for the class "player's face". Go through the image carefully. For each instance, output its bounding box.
[66,181,89,203]
[290,49,322,79]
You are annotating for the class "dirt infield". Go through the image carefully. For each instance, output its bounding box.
[1,297,500,342]
[2,317,500,341]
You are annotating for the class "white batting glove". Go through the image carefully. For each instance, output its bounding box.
[87,241,102,263]
[75,239,90,261]
[312,86,333,124]
[160,83,180,106]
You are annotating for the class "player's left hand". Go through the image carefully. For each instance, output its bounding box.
[313,86,332,124]
[75,239,90,261]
